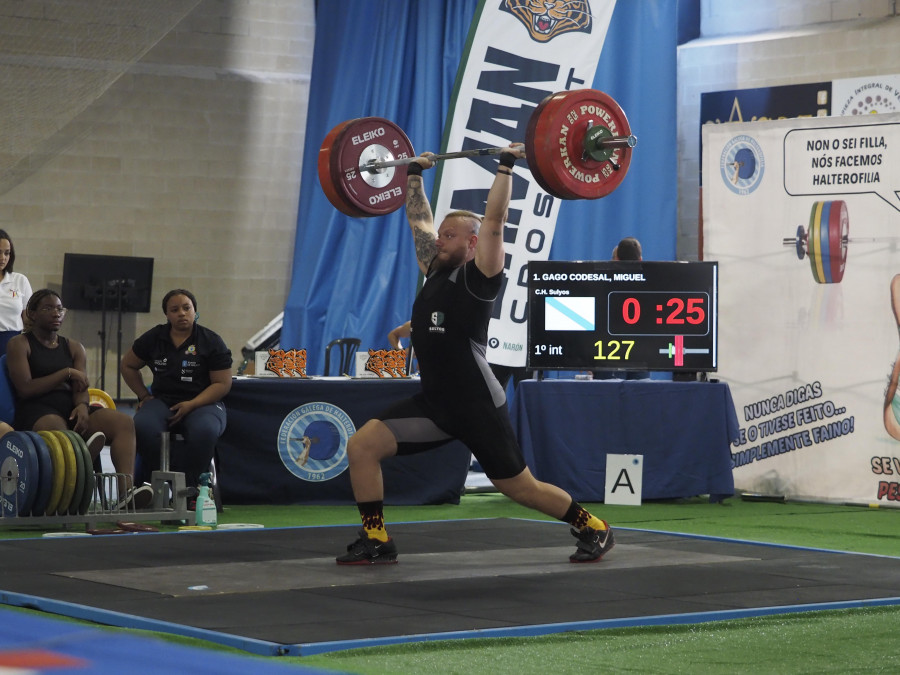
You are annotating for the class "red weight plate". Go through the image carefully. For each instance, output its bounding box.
[329,117,415,217]
[526,89,633,200]
[318,120,369,217]
[827,199,849,283]
[525,92,581,199]
[524,93,568,200]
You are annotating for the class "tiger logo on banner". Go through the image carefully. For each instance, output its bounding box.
[501,0,593,43]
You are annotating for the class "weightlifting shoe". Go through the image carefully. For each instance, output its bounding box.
[569,521,615,563]
[336,529,399,565]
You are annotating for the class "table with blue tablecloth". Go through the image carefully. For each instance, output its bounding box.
[511,379,739,502]
[216,377,471,505]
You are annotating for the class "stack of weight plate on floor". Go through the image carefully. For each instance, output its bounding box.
[0,430,96,519]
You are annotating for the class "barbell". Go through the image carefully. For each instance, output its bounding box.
[783,201,849,284]
[784,200,900,284]
[318,88,637,217]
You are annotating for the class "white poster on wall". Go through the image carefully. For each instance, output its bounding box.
[831,74,900,116]
[702,112,900,505]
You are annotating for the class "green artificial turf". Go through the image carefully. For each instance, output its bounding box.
[292,605,900,674]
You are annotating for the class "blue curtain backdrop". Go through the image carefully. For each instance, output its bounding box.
[283,0,677,374]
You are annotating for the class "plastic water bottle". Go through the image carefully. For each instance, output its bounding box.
[194,472,217,528]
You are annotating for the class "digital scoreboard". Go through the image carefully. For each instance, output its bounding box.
[527,261,718,372]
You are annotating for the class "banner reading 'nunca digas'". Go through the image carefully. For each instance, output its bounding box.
[703,111,900,504]
[431,0,616,368]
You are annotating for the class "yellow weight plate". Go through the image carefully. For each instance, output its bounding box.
[88,388,116,409]
[37,431,65,516]
[50,430,78,515]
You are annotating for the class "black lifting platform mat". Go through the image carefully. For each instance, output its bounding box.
[1,518,900,656]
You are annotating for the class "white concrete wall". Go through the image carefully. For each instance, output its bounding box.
[0,0,314,393]
[701,0,895,36]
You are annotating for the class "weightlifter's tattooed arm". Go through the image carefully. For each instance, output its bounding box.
[406,164,438,275]
[475,143,526,278]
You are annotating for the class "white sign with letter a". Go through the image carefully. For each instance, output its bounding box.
[605,454,643,506]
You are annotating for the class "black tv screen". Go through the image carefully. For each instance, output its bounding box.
[61,254,154,313]
[527,260,718,372]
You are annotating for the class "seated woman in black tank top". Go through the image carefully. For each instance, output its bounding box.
[6,289,147,508]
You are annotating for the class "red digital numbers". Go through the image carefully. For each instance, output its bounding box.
[663,297,706,325]
[619,296,706,325]
[621,297,640,324]
[609,292,709,336]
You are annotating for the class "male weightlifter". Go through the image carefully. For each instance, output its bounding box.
[336,144,615,565]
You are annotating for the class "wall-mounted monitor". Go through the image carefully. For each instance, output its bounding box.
[61,253,154,313]
[527,260,718,372]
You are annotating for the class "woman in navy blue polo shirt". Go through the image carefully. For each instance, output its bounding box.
[120,288,232,490]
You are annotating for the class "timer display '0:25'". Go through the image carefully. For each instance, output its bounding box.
[607,291,710,336]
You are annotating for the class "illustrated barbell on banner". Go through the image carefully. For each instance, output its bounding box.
[783,200,900,284]
[317,89,637,217]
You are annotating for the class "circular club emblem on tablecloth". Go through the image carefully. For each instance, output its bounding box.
[720,134,765,195]
[277,402,356,482]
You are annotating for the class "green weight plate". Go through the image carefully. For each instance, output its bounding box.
[808,201,825,283]
[61,431,86,516]
[64,431,95,515]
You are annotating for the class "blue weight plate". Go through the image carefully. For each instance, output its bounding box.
[24,431,53,517]
[0,430,39,517]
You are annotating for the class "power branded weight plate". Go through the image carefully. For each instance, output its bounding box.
[524,89,633,200]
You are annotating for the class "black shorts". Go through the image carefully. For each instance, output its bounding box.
[14,390,95,431]
[377,393,527,480]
